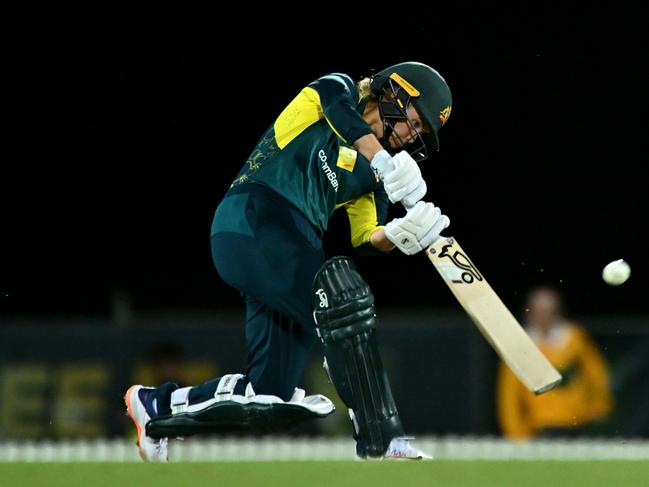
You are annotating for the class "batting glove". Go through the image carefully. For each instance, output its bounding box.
[384,201,450,255]
[370,150,426,207]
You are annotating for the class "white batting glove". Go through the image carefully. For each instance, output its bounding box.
[369,149,394,177]
[384,201,450,255]
[370,150,426,206]
[401,179,427,209]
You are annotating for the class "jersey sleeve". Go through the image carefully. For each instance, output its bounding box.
[342,181,391,256]
[343,192,386,256]
[307,73,373,144]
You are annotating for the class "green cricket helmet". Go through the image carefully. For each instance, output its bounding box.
[370,61,452,161]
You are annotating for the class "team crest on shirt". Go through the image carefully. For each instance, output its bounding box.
[336,146,357,172]
[439,106,452,126]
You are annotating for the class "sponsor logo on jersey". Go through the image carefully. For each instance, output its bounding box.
[319,149,339,192]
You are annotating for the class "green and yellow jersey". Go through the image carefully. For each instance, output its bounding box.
[230,73,389,252]
[497,321,613,440]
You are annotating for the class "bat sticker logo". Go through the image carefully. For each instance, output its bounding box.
[439,244,483,283]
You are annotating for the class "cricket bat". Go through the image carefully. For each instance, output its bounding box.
[427,236,562,394]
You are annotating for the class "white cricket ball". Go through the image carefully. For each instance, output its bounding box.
[602,259,631,286]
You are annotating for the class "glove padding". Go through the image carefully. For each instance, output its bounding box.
[384,201,450,255]
[370,150,426,207]
[401,179,426,209]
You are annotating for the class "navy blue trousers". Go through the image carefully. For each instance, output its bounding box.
[208,184,324,401]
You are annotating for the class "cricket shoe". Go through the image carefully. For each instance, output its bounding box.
[124,385,168,462]
[383,437,431,460]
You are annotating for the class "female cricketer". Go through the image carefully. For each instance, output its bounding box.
[125,61,453,461]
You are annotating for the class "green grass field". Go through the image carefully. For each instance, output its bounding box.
[1,461,648,487]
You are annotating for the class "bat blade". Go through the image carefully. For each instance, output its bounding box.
[427,237,561,394]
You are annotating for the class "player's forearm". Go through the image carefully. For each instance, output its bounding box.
[354,133,385,162]
[370,228,395,252]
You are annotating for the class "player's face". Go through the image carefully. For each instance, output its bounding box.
[527,290,560,330]
[387,105,427,149]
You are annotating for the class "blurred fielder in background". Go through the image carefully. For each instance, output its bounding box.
[497,286,613,440]
[125,61,453,461]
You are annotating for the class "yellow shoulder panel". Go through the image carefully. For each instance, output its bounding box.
[274,87,324,149]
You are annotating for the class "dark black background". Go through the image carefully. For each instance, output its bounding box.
[3,4,647,318]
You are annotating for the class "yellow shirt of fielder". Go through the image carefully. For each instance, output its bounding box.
[497,320,613,440]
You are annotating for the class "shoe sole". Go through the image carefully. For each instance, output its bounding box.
[124,385,148,461]
[385,454,425,460]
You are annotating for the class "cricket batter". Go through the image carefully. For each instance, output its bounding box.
[125,61,453,461]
